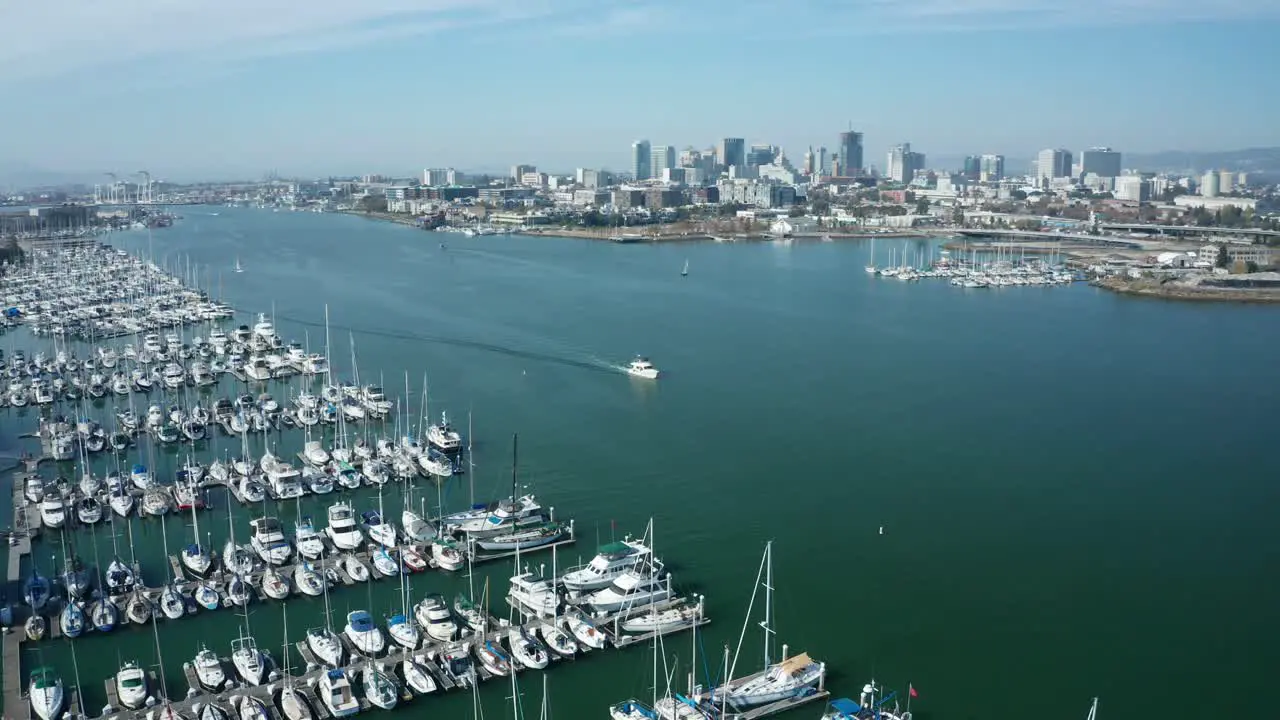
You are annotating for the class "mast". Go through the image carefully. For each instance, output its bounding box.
[762,540,773,669]
[467,409,475,506]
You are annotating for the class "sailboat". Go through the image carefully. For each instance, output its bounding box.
[231,629,269,686]
[181,487,214,578]
[306,556,346,667]
[278,605,316,720]
[712,541,825,709]
[234,256,244,273]
[387,558,420,649]
[681,258,689,277]
[608,591,663,720]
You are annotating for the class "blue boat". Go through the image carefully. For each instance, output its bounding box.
[90,598,117,632]
[59,602,85,638]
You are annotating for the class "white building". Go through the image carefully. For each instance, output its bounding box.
[1113,176,1149,202]
[1200,170,1220,197]
[1036,149,1072,183]
[1174,195,1257,211]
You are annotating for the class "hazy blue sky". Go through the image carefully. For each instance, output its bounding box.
[2,0,1278,181]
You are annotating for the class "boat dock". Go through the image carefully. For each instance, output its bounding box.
[3,461,43,719]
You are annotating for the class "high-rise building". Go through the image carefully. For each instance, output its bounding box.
[1201,170,1220,197]
[747,144,776,167]
[720,138,746,173]
[1036,149,1073,182]
[1080,147,1121,178]
[651,145,675,181]
[446,168,464,185]
[631,140,651,181]
[511,164,536,181]
[1113,176,1149,202]
[423,168,449,186]
[962,156,981,181]
[815,147,828,176]
[979,154,1005,182]
[678,147,701,168]
[802,149,814,176]
[1218,169,1235,194]
[838,131,863,175]
[886,143,924,184]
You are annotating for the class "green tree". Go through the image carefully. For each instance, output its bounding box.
[1010,190,1028,201]
[787,205,806,217]
[1215,244,1229,268]
[1246,261,1260,273]
[360,195,387,213]
[915,199,930,215]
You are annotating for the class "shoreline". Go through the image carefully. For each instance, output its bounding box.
[1091,276,1280,304]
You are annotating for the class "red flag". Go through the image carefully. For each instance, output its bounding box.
[909,685,918,698]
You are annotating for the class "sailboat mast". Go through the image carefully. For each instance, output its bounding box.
[762,540,773,668]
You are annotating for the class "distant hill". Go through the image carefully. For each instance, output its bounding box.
[1123,147,1280,174]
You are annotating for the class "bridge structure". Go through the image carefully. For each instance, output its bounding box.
[1098,223,1280,240]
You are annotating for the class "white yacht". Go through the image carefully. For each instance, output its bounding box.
[442,494,545,538]
[115,661,148,709]
[362,664,398,711]
[343,610,386,656]
[717,652,825,708]
[425,411,462,452]
[317,669,360,717]
[249,517,293,565]
[387,613,420,649]
[325,503,364,550]
[587,569,671,614]
[561,538,658,593]
[302,440,329,467]
[361,510,397,548]
[38,496,67,529]
[231,635,268,686]
[294,518,326,560]
[192,646,226,691]
[414,594,457,642]
[626,356,659,379]
[27,666,64,720]
[508,572,560,618]
[307,627,345,668]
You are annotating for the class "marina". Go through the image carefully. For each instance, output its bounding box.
[0,207,1271,720]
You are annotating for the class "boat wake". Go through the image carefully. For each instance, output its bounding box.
[256,309,614,375]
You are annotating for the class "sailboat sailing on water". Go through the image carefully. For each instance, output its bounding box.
[234,256,244,273]
[681,259,689,277]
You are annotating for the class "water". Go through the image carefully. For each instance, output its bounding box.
[4,207,1278,719]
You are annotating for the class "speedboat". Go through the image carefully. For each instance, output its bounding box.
[325,502,363,550]
[192,646,226,691]
[344,610,386,656]
[361,510,397,548]
[561,538,659,593]
[307,627,345,668]
[231,635,268,686]
[294,517,326,560]
[588,569,671,614]
[302,466,333,495]
[115,661,148,709]
[362,664,398,710]
[317,669,360,717]
[713,652,826,709]
[387,613,420,649]
[401,546,428,573]
[249,517,293,565]
[414,594,457,642]
[627,356,659,379]
[28,666,64,720]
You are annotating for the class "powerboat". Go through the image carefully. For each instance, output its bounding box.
[627,356,659,379]
[344,610,386,656]
[588,569,671,614]
[414,594,457,642]
[325,502,363,550]
[27,666,64,720]
[562,538,659,593]
[317,669,360,717]
[38,496,66,529]
[192,646,226,691]
[431,539,464,572]
[115,661,148,709]
[302,440,329,467]
[249,517,293,565]
[426,411,462,452]
[508,571,560,618]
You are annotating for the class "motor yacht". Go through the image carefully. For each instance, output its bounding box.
[426,411,463,452]
[39,496,67,529]
[115,661,148,709]
[626,356,659,379]
[431,539,464,572]
[508,571,561,618]
[249,517,293,565]
[414,594,457,642]
[317,669,360,717]
[344,610,386,656]
[27,666,64,720]
[562,538,659,593]
[302,440,329,467]
[588,569,671,614]
[325,502,364,550]
[192,646,226,691]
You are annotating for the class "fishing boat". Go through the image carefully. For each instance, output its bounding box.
[316,669,359,717]
[58,601,86,638]
[115,660,148,709]
[399,656,437,696]
[562,537,658,593]
[414,593,457,642]
[231,634,268,686]
[344,610,385,656]
[588,568,671,614]
[28,666,65,720]
[249,517,293,565]
[192,646,226,691]
[626,356,659,379]
[361,664,398,710]
[474,521,569,552]
[324,502,363,550]
[474,641,511,676]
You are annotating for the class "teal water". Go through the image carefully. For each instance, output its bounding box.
[4,207,1279,719]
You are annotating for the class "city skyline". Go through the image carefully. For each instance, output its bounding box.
[2,0,1279,180]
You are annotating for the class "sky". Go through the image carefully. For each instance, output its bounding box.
[1,0,1279,182]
